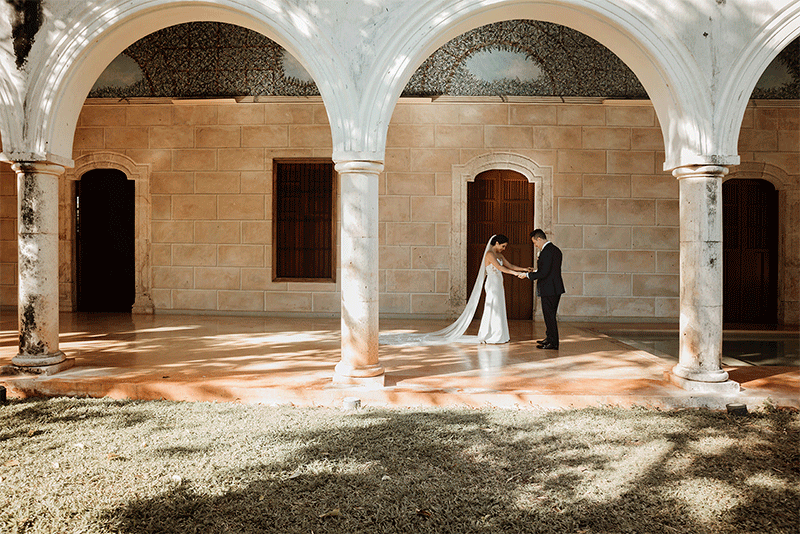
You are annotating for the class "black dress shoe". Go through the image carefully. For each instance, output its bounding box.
[539,342,559,350]
[536,339,547,344]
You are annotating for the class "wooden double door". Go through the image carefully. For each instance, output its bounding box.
[467,169,535,320]
[723,179,779,325]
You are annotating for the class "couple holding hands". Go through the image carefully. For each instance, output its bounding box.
[380,229,565,349]
[478,229,565,348]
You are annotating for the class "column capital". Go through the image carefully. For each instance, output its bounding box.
[334,159,384,175]
[663,155,739,173]
[672,165,729,180]
[11,161,67,177]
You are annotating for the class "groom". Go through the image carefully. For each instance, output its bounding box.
[520,229,565,350]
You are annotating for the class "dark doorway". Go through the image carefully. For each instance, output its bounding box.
[723,178,779,325]
[467,169,535,320]
[76,169,135,312]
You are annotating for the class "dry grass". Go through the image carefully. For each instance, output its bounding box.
[1,398,798,533]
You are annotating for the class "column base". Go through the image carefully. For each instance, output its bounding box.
[671,363,730,383]
[133,293,155,314]
[13,351,67,368]
[333,362,385,388]
[668,372,741,394]
[4,355,75,376]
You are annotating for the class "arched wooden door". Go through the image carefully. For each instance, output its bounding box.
[722,178,779,325]
[467,169,535,320]
[76,169,135,312]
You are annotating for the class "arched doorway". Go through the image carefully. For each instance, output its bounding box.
[76,169,135,312]
[723,178,779,325]
[467,169,535,320]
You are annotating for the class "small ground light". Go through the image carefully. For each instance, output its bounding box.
[726,403,748,416]
[343,397,361,410]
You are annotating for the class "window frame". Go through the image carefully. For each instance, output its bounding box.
[272,158,337,283]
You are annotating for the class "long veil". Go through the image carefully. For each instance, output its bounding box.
[379,237,494,346]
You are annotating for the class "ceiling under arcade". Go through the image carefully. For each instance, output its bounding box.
[88,20,799,100]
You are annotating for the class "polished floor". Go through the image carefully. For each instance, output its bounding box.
[1,311,797,410]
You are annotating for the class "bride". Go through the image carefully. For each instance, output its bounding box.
[380,234,529,345]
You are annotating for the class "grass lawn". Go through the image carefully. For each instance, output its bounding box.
[1,398,798,533]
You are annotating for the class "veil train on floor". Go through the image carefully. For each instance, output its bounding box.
[378,237,494,346]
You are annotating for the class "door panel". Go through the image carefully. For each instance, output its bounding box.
[77,169,135,312]
[467,169,535,320]
[722,179,778,325]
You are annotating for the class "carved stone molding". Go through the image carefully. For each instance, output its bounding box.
[450,152,552,315]
[63,152,153,313]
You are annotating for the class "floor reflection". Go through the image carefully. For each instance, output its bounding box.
[598,329,800,366]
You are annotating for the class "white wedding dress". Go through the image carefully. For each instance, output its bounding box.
[476,259,510,344]
[379,237,510,346]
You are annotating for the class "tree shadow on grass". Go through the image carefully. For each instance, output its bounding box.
[0,397,154,442]
[91,407,799,534]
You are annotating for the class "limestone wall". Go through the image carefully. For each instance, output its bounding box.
[0,98,797,323]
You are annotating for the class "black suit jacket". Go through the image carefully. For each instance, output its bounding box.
[527,242,565,297]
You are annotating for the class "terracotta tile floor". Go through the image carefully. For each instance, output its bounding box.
[1,312,797,410]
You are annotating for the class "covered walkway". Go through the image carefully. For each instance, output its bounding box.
[1,313,796,410]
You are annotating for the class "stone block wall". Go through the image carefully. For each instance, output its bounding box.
[80,99,337,315]
[382,99,679,319]
[0,98,797,323]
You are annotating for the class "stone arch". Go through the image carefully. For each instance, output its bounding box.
[23,1,340,162]
[449,152,552,312]
[717,3,800,159]
[0,62,22,157]
[723,161,793,191]
[64,152,153,313]
[362,0,713,168]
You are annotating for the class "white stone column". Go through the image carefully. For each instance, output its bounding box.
[670,165,738,393]
[333,160,385,386]
[11,162,73,373]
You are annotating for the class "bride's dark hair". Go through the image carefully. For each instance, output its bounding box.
[490,234,509,245]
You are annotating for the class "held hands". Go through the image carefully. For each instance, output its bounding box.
[517,266,535,278]
[514,267,534,279]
